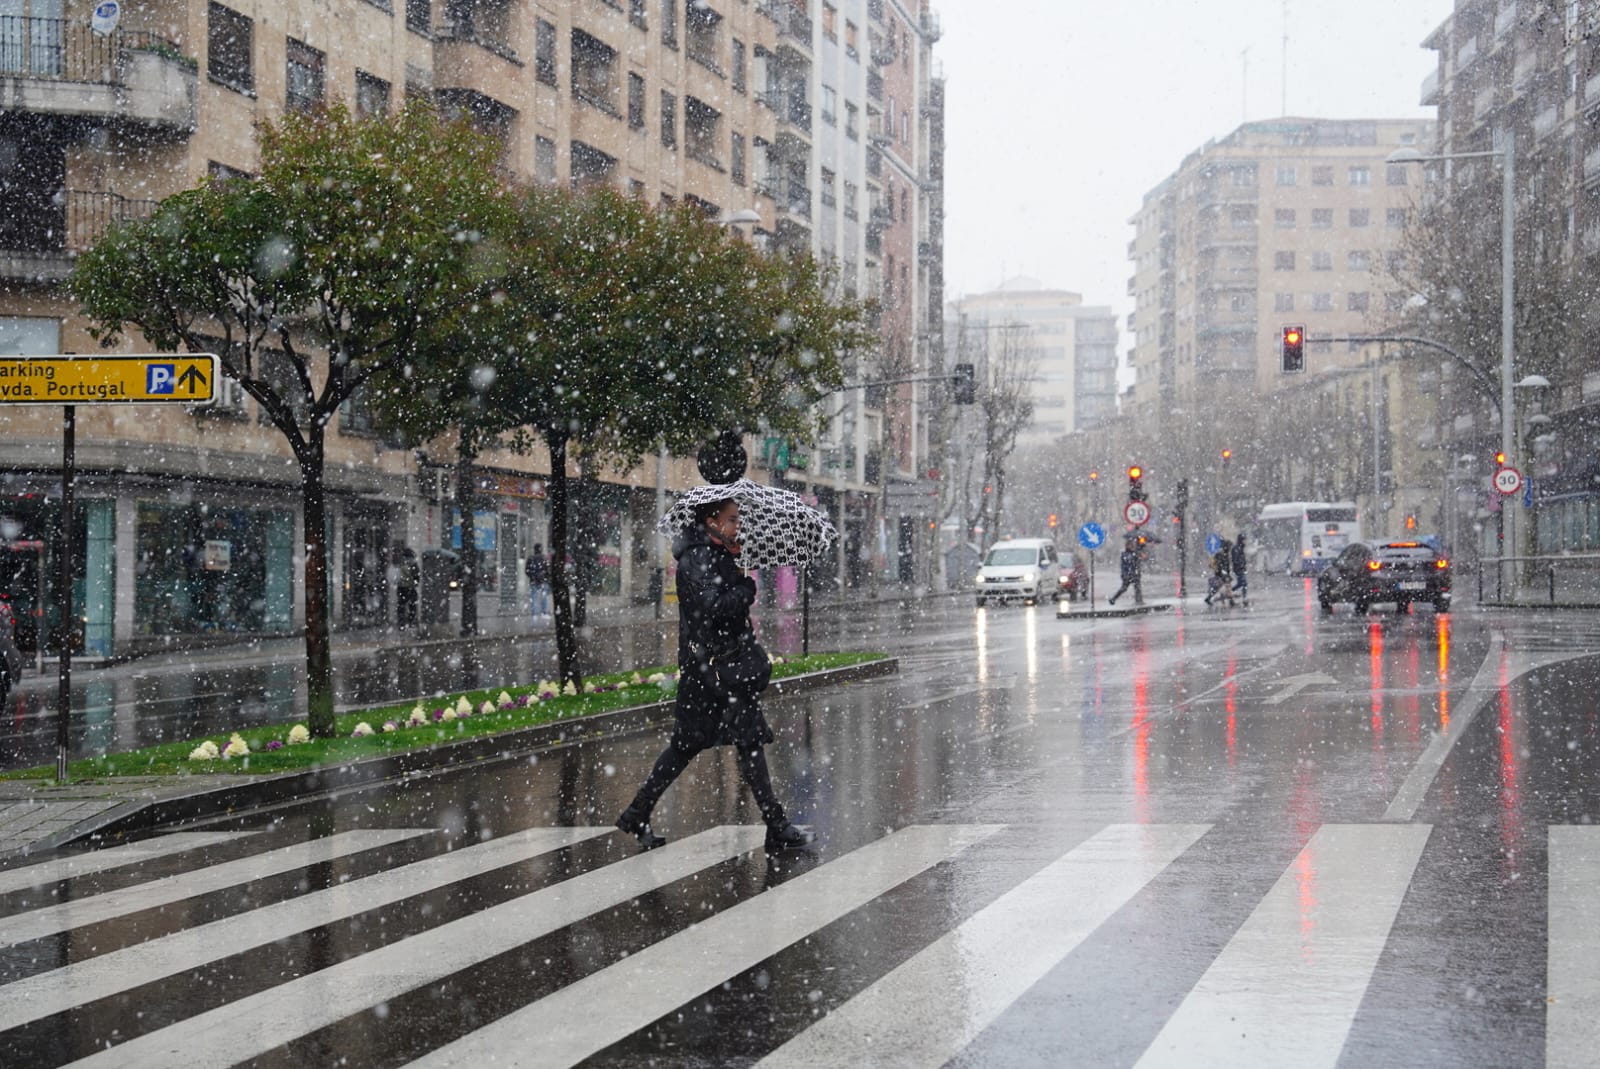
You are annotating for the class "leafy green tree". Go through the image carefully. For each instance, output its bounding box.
[69,103,509,736]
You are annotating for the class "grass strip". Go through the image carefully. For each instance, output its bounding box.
[1,651,887,783]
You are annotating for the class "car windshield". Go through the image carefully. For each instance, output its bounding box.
[985,547,1039,567]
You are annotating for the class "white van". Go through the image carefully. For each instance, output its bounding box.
[975,538,1061,606]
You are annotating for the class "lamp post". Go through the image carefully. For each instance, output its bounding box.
[1388,140,1515,578]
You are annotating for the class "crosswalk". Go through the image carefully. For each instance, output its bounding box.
[0,820,1591,1067]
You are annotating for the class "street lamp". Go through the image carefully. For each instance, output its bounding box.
[1388,140,1516,569]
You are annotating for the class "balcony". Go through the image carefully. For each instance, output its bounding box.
[774,96,811,137]
[0,17,197,134]
[0,188,157,282]
[1495,2,1517,38]
[1420,67,1440,106]
[917,240,937,265]
[867,69,883,102]
[920,9,941,42]
[1583,144,1600,187]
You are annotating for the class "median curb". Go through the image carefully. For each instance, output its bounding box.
[2,657,899,859]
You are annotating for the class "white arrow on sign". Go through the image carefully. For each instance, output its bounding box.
[1262,672,1340,705]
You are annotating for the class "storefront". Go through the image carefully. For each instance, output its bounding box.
[134,501,294,637]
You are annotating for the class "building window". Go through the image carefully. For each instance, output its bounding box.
[684,96,722,168]
[630,0,647,29]
[1232,164,1257,187]
[1348,166,1370,186]
[570,140,617,190]
[660,90,677,147]
[1311,165,1333,186]
[661,0,677,48]
[1274,292,1295,312]
[732,38,745,92]
[1276,165,1297,186]
[1230,205,1253,228]
[820,167,836,206]
[845,101,858,139]
[207,160,252,185]
[1347,291,1370,312]
[355,70,390,117]
[1274,250,1295,271]
[845,20,858,59]
[536,19,557,85]
[285,38,325,113]
[628,72,645,128]
[821,84,837,124]
[1311,208,1333,229]
[629,178,647,198]
[1274,208,1295,228]
[686,3,722,72]
[1311,250,1332,271]
[535,136,556,184]
[731,132,745,184]
[571,29,619,115]
[1347,250,1371,271]
[208,4,254,93]
[1385,293,1407,313]
[1312,292,1333,311]
[1386,207,1409,228]
[1386,164,1409,186]
[1348,208,1370,228]
[407,0,430,35]
[822,3,836,40]
[844,180,858,220]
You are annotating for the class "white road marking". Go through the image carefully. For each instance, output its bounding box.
[756,823,1209,1068]
[1135,823,1431,1069]
[0,831,254,898]
[0,826,610,1030]
[1260,672,1340,705]
[406,823,1003,1069]
[62,825,769,1069]
[0,828,430,947]
[1547,825,1600,1069]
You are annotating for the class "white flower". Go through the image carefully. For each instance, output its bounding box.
[441,708,458,722]
[630,671,645,685]
[582,681,597,694]
[351,722,375,737]
[287,724,311,745]
[382,721,399,733]
[647,672,667,684]
[222,733,250,759]
[188,740,220,761]
[562,681,577,696]
[454,697,472,715]
[497,691,514,708]
[771,656,785,666]
[479,700,495,715]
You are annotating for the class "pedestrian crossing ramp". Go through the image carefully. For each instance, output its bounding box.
[0,820,1593,1067]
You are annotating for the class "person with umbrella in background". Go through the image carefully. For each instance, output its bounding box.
[616,495,814,854]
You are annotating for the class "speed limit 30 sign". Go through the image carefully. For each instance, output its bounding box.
[1493,466,1523,496]
[1124,500,1152,526]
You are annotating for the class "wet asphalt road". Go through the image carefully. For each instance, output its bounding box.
[4,575,1600,1066]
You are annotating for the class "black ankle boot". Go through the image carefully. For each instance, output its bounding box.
[616,807,666,849]
[764,822,814,853]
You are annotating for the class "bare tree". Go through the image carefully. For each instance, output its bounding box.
[940,320,1036,544]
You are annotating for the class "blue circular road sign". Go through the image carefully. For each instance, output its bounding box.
[1205,533,1225,555]
[1078,522,1106,550]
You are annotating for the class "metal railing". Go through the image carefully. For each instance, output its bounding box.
[1477,553,1600,605]
[0,189,157,255]
[0,16,188,84]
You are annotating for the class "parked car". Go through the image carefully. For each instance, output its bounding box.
[1317,540,1452,614]
[0,598,22,708]
[975,538,1062,607]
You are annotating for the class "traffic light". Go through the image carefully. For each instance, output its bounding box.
[952,363,975,404]
[1128,465,1146,503]
[1495,451,1506,467]
[1048,513,1058,529]
[1221,448,1232,464]
[1281,325,1305,374]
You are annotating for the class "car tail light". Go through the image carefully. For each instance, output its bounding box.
[1436,559,1449,569]
[1366,560,1382,571]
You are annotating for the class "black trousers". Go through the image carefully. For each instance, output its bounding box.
[626,736,787,829]
[1109,576,1142,603]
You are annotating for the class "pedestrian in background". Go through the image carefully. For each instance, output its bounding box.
[616,498,813,855]
[1205,541,1235,607]
[1108,536,1143,606]
[525,544,551,620]
[394,544,420,628]
[1231,532,1249,606]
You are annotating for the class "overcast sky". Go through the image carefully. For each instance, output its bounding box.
[937,0,1456,319]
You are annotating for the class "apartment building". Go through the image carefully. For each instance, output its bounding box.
[0,0,941,654]
[1126,118,1434,421]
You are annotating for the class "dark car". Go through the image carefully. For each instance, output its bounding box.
[1317,541,1452,614]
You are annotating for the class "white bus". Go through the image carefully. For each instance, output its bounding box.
[1254,502,1361,576]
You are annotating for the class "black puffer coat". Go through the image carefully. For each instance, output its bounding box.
[671,524,774,749]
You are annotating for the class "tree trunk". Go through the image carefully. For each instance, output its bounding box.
[300,435,336,737]
[545,430,582,688]
[456,446,478,637]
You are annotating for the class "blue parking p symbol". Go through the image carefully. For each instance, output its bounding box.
[147,364,175,394]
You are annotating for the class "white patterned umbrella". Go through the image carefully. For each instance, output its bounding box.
[657,479,837,569]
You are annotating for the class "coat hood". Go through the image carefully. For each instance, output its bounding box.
[672,522,715,561]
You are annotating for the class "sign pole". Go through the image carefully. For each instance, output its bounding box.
[56,405,74,784]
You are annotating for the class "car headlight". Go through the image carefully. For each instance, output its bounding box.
[975,573,986,584]
[1021,570,1037,583]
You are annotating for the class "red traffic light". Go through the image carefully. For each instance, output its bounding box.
[1221,449,1232,462]
[1495,451,1506,466]
[1281,325,1306,374]
[1283,328,1301,345]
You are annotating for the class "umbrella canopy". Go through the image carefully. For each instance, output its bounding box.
[657,479,836,569]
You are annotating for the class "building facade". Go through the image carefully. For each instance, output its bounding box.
[0,0,943,656]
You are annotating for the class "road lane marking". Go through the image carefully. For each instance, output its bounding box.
[0,828,430,947]
[1260,672,1340,705]
[1134,823,1431,1069]
[60,825,770,1069]
[407,823,1004,1069]
[0,831,255,898]
[755,823,1209,1068]
[0,826,610,1031]
[1547,826,1600,1069]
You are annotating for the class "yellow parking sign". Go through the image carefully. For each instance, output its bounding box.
[0,354,219,405]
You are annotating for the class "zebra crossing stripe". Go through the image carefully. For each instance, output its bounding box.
[0,831,255,897]
[0,828,431,948]
[1134,823,1431,1069]
[407,823,1006,1069]
[60,824,770,1069]
[755,823,1210,1068]
[0,825,611,1032]
[1547,825,1600,1069]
